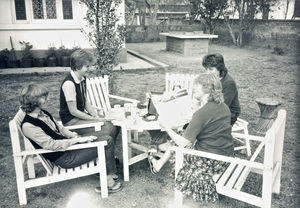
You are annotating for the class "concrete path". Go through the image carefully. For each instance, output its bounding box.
[0,50,168,75]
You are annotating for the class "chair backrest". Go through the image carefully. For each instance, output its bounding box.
[9,108,54,175]
[263,109,286,193]
[86,75,111,116]
[165,73,197,95]
[264,109,286,167]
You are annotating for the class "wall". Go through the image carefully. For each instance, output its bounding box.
[213,19,300,52]
[0,0,126,51]
[126,20,300,52]
[126,23,203,43]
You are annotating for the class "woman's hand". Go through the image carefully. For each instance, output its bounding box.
[77,136,97,143]
[70,132,79,138]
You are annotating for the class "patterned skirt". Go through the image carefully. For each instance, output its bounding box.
[175,154,228,202]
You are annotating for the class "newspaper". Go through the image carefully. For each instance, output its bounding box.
[151,89,193,128]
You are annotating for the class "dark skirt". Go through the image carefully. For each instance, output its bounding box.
[175,154,228,202]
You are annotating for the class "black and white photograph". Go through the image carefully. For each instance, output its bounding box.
[0,0,299,207]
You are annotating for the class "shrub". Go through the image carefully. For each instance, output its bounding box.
[19,41,33,60]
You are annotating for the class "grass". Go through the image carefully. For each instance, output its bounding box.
[0,42,299,208]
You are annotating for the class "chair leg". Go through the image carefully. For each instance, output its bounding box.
[27,156,36,179]
[243,127,252,157]
[133,130,139,143]
[97,146,108,198]
[14,156,27,205]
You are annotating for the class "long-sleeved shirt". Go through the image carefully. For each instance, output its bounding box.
[220,73,241,116]
[22,111,78,151]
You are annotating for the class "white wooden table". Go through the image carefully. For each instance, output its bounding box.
[112,108,188,181]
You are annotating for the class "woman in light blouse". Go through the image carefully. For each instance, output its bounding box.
[20,83,122,193]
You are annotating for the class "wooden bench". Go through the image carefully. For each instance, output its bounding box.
[171,109,286,208]
[10,109,108,205]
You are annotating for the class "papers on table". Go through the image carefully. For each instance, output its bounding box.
[152,89,194,128]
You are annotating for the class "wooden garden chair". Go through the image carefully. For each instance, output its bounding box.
[165,73,252,156]
[86,75,139,117]
[171,109,286,208]
[9,109,108,205]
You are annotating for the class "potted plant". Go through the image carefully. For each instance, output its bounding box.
[19,41,33,68]
[6,48,19,68]
[0,48,9,69]
[46,46,57,67]
[33,56,45,67]
[58,46,71,67]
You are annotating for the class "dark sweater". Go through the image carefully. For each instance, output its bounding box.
[184,102,234,156]
[21,110,65,161]
[59,73,86,124]
[221,73,241,116]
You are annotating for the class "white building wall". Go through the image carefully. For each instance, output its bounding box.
[0,0,125,50]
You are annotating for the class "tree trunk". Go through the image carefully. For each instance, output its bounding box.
[262,6,270,19]
[224,16,236,45]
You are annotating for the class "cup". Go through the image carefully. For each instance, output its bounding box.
[130,103,138,118]
[124,103,131,118]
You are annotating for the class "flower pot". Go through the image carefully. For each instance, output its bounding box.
[21,59,33,68]
[33,58,45,67]
[0,59,6,69]
[6,60,19,68]
[47,57,57,67]
[61,56,70,67]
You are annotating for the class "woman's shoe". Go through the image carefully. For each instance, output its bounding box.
[148,153,158,175]
[95,181,123,193]
[148,145,158,153]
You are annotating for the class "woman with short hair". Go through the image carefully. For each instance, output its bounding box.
[20,83,122,193]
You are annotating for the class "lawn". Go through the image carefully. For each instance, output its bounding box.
[0,42,299,208]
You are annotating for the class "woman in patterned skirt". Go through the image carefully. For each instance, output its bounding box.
[148,73,234,202]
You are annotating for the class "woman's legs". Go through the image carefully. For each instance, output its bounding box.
[149,141,173,172]
[53,135,117,174]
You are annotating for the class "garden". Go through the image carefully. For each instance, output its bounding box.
[0,42,299,208]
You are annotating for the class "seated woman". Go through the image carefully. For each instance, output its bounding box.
[20,84,122,193]
[148,73,234,202]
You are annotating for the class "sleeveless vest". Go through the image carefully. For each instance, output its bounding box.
[59,73,86,124]
[21,110,66,162]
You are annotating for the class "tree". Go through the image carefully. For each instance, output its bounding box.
[145,0,159,25]
[80,0,126,76]
[224,0,279,46]
[125,0,137,25]
[186,0,229,34]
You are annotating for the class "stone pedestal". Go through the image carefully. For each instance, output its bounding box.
[160,32,218,56]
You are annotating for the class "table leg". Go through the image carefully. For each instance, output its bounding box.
[128,130,132,158]
[121,125,130,181]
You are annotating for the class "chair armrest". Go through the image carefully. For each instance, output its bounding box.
[65,122,104,130]
[108,94,140,104]
[231,132,264,141]
[14,139,107,157]
[236,117,249,125]
[170,146,264,170]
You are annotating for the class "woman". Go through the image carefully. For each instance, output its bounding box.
[202,53,241,125]
[148,73,234,202]
[20,84,122,193]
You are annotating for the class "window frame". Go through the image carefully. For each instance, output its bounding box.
[11,0,75,24]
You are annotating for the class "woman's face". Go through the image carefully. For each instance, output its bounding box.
[38,94,48,108]
[192,84,206,102]
[205,67,220,78]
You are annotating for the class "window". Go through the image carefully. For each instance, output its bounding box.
[15,0,27,20]
[62,0,73,19]
[14,0,74,22]
[32,0,57,19]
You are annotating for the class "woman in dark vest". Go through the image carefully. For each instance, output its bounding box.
[20,84,122,193]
